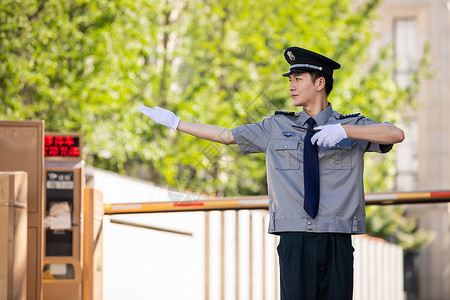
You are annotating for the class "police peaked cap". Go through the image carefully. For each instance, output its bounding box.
[282,47,341,79]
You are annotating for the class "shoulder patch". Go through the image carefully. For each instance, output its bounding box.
[274,111,300,117]
[337,113,361,120]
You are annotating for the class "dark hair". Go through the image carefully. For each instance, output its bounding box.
[309,71,334,96]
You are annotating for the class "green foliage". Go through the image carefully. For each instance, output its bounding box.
[1,0,433,250]
[366,205,435,252]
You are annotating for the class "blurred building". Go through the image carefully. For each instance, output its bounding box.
[373,0,450,299]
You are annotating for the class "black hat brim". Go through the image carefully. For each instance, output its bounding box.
[282,67,332,78]
[282,67,316,77]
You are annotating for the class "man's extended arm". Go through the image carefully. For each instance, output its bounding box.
[177,121,236,145]
[139,106,236,145]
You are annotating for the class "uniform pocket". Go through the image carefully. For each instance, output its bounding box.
[321,139,352,170]
[273,139,301,170]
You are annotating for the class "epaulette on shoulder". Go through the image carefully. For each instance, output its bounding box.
[274,111,300,117]
[337,113,361,120]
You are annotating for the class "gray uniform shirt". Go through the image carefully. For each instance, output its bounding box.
[231,103,392,235]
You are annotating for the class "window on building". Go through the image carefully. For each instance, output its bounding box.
[394,18,418,88]
[393,18,419,190]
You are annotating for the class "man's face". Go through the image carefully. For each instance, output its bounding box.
[288,72,317,107]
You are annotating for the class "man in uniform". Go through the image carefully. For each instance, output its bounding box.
[139,47,404,299]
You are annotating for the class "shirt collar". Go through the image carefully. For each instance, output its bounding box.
[299,102,333,126]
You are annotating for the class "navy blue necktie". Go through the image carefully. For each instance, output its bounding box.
[303,117,320,219]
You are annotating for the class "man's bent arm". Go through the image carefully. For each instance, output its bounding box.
[177,121,236,145]
[342,123,404,145]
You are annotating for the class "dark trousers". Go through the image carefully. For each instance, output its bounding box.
[277,232,354,300]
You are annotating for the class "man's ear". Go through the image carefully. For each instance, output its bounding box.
[316,77,326,92]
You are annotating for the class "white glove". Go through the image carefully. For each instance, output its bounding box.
[139,106,180,131]
[311,123,347,147]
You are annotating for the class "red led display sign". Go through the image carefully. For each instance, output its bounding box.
[44,134,81,158]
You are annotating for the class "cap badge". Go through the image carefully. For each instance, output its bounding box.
[287,51,295,61]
